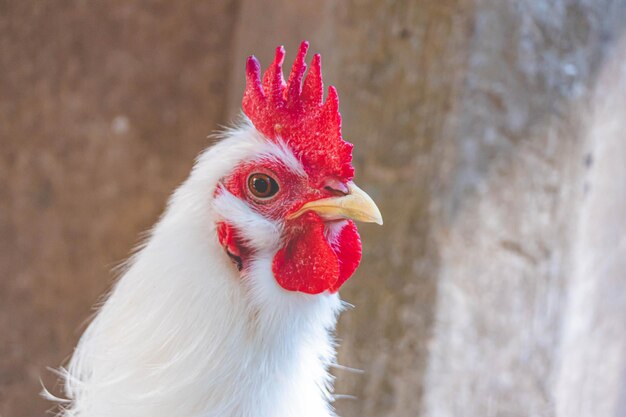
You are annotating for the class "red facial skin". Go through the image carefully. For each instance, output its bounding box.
[218,158,362,294]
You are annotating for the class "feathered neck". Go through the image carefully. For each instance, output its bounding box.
[57,125,343,417]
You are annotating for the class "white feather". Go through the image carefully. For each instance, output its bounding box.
[53,121,344,417]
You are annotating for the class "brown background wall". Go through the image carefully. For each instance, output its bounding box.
[1,1,626,417]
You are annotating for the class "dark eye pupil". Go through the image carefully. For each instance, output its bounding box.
[248,173,279,199]
[252,177,268,193]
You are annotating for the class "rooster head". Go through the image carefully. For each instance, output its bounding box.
[212,41,382,295]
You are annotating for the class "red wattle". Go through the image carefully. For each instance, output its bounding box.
[330,220,362,292]
[272,213,339,294]
[272,214,362,294]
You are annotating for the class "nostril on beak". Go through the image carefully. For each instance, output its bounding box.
[323,179,349,196]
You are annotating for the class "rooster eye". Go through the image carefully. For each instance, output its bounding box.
[248,173,279,199]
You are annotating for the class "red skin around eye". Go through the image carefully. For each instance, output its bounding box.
[221,160,315,221]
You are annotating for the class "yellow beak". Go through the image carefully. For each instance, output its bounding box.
[287,182,383,225]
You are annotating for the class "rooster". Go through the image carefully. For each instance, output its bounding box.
[51,41,382,417]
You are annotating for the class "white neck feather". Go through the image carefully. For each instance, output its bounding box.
[57,125,344,417]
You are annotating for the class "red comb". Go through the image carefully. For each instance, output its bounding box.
[242,41,354,182]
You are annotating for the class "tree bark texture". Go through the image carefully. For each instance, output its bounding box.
[1,1,625,417]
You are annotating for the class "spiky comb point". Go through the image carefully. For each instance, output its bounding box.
[242,41,354,182]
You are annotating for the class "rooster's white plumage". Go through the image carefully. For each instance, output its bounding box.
[51,41,382,417]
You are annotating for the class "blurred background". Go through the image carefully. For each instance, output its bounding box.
[2,1,626,416]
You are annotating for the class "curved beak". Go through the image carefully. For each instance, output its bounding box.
[287,182,383,225]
